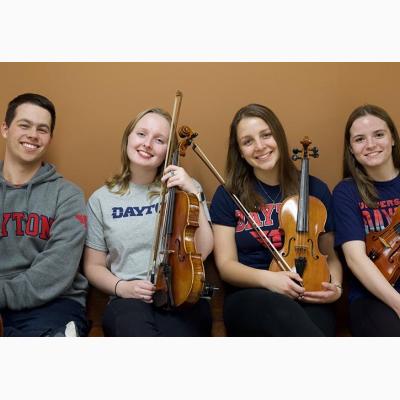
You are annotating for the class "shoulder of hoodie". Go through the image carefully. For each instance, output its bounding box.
[56,177,85,199]
[42,164,85,201]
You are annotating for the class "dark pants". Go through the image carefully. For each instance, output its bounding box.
[1,298,89,337]
[102,298,212,337]
[223,288,336,337]
[349,296,400,337]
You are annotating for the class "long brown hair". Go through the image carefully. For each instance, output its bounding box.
[343,104,400,208]
[226,104,299,210]
[106,108,172,195]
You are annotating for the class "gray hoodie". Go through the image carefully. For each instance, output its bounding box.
[0,161,88,310]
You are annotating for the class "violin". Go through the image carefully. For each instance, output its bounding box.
[269,137,330,291]
[148,91,213,309]
[366,206,400,284]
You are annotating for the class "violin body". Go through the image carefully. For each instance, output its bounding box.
[269,195,330,291]
[269,137,330,292]
[169,190,205,306]
[154,190,206,308]
[365,207,400,284]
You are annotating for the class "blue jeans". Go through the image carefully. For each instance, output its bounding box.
[1,297,89,337]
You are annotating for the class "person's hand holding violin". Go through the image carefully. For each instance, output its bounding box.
[301,281,342,303]
[162,165,198,193]
[115,280,156,303]
[263,270,305,300]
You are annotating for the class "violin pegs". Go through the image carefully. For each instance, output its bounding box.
[311,147,319,158]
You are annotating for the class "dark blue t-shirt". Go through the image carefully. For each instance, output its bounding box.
[209,176,334,275]
[332,175,400,302]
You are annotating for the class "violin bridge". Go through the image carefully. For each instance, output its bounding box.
[161,250,175,255]
[294,245,309,250]
[378,237,391,248]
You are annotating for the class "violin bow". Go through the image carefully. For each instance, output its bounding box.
[147,91,183,281]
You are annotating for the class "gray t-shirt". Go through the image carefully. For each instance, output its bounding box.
[86,181,209,281]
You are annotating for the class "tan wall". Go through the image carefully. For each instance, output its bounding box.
[1,62,399,200]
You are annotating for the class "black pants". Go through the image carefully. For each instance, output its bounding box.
[349,296,400,336]
[102,298,212,337]
[1,298,89,337]
[223,288,336,337]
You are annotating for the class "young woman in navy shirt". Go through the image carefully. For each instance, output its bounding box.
[333,104,400,336]
[210,103,343,336]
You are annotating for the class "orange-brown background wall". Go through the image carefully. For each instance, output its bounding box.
[0,63,399,200]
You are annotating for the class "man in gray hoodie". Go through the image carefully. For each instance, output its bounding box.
[0,93,89,336]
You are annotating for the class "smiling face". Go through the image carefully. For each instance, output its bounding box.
[236,116,280,182]
[126,112,170,173]
[1,103,52,169]
[349,114,395,175]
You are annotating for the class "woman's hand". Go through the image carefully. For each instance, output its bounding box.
[116,279,155,303]
[162,165,197,193]
[301,281,342,304]
[264,271,305,300]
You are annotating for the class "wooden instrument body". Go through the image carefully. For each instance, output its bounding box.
[270,195,330,291]
[269,137,330,292]
[365,207,400,284]
[168,190,205,306]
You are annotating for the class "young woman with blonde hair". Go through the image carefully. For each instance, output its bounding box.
[84,108,213,336]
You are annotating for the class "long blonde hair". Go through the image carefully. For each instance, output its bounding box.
[106,108,172,195]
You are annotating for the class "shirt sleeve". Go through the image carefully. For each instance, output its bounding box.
[309,176,334,233]
[209,185,237,227]
[332,180,366,247]
[85,191,108,252]
[191,178,211,222]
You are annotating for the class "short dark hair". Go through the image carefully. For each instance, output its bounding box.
[5,93,56,134]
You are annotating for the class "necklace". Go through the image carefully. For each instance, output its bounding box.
[257,179,282,204]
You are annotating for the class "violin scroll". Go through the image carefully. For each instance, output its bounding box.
[177,125,198,157]
[292,136,319,161]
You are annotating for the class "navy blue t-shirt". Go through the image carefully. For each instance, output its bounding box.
[210,176,334,276]
[332,175,400,302]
